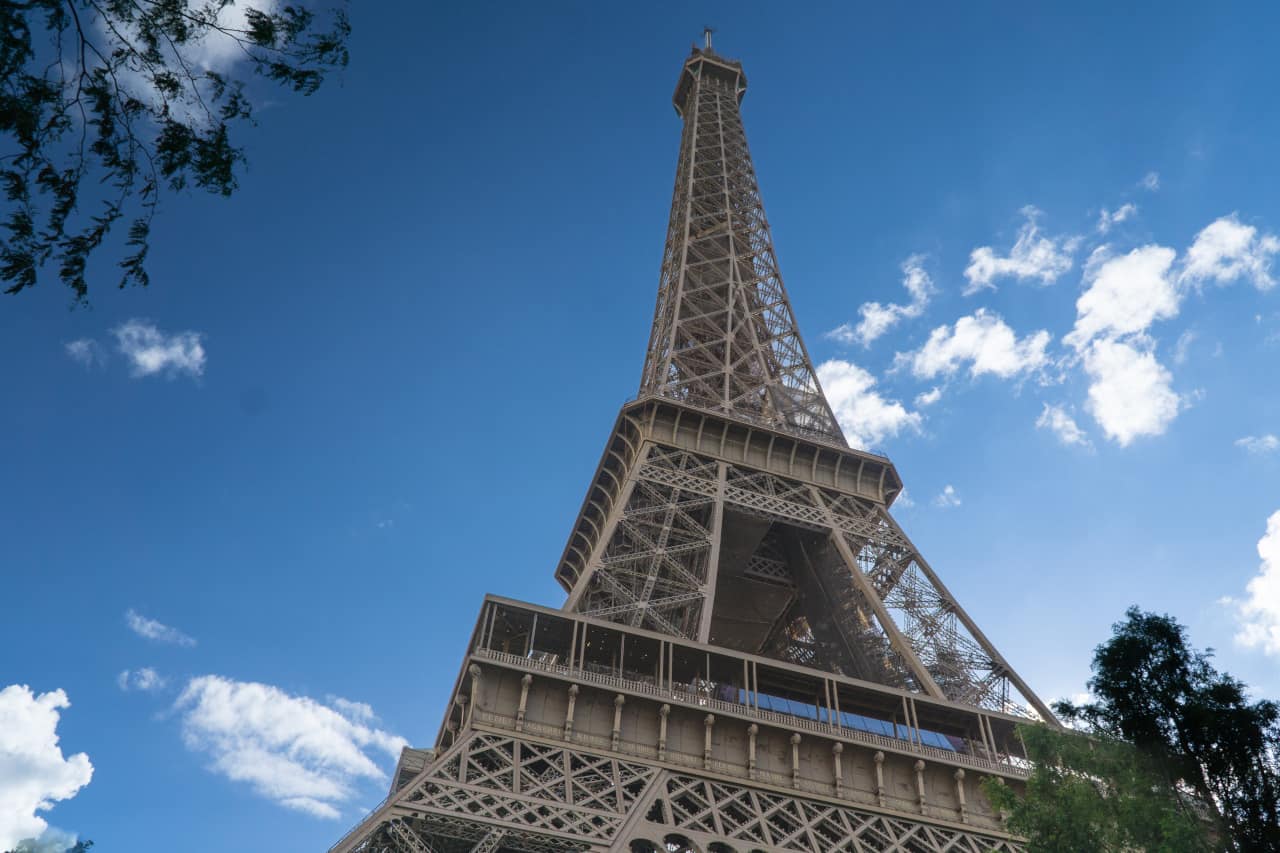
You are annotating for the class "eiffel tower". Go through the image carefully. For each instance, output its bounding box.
[330,33,1055,853]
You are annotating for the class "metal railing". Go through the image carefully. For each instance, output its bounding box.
[473,648,1028,778]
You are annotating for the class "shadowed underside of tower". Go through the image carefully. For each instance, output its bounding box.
[330,37,1054,853]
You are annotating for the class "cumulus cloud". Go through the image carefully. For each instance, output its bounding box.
[1036,404,1091,448]
[112,320,206,379]
[1064,246,1179,350]
[0,686,94,850]
[94,0,286,127]
[1139,172,1160,192]
[933,485,961,508]
[1224,511,1280,656]
[6,826,84,853]
[914,386,942,407]
[827,255,934,348]
[1096,203,1137,235]
[126,609,196,647]
[64,339,105,368]
[1082,338,1181,446]
[1181,214,1280,291]
[326,697,376,724]
[963,207,1077,294]
[175,676,407,819]
[1236,434,1279,454]
[1058,245,1186,444]
[894,489,914,509]
[815,360,921,450]
[898,309,1052,381]
[117,668,166,693]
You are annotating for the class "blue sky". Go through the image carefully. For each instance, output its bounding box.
[3,2,1279,850]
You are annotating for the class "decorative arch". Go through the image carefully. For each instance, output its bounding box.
[664,834,700,853]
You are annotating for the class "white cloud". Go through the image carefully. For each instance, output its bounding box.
[117,668,167,693]
[1139,172,1160,192]
[1096,203,1137,235]
[95,0,284,126]
[815,360,921,450]
[125,609,196,647]
[914,386,942,407]
[1172,329,1197,365]
[6,826,83,853]
[326,697,376,724]
[899,309,1052,381]
[1082,338,1181,446]
[893,488,914,509]
[963,207,1077,294]
[1236,434,1280,454]
[1224,510,1280,656]
[828,255,934,348]
[1036,404,1092,448]
[175,676,407,820]
[1181,214,1280,291]
[1064,246,1179,350]
[933,485,961,508]
[187,1,285,71]
[0,686,93,850]
[112,320,206,379]
[64,339,105,368]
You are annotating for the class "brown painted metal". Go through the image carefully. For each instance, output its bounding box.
[328,38,1052,853]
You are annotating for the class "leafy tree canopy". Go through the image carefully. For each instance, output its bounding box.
[1003,606,1280,851]
[4,839,92,853]
[1,1,349,302]
[984,723,1213,853]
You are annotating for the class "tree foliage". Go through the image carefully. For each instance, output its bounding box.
[1057,607,1280,850]
[984,724,1213,852]
[0,0,349,301]
[4,839,93,853]
[997,606,1280,852]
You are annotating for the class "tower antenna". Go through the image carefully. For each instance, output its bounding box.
[703,26,714,50]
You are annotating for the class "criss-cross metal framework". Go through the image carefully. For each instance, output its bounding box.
[641,47,840,443]
[329,35,1054,853]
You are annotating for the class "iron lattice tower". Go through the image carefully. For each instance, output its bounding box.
[331,36,1054,853]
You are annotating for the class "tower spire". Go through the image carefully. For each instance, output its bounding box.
[642,44,845,445]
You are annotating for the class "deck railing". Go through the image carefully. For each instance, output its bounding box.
[473,647,1028,778]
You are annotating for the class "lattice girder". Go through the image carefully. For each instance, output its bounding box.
[640,46,843,443]
[622,771,1024,853]
[561,429,1052,720]
[331,685,1029,853]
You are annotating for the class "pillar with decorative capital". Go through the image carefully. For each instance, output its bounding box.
[702,714,715,770]
[657,704,670,760]
[515,673,532,732]
[563,684,579,740]
[611,694,626,750]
